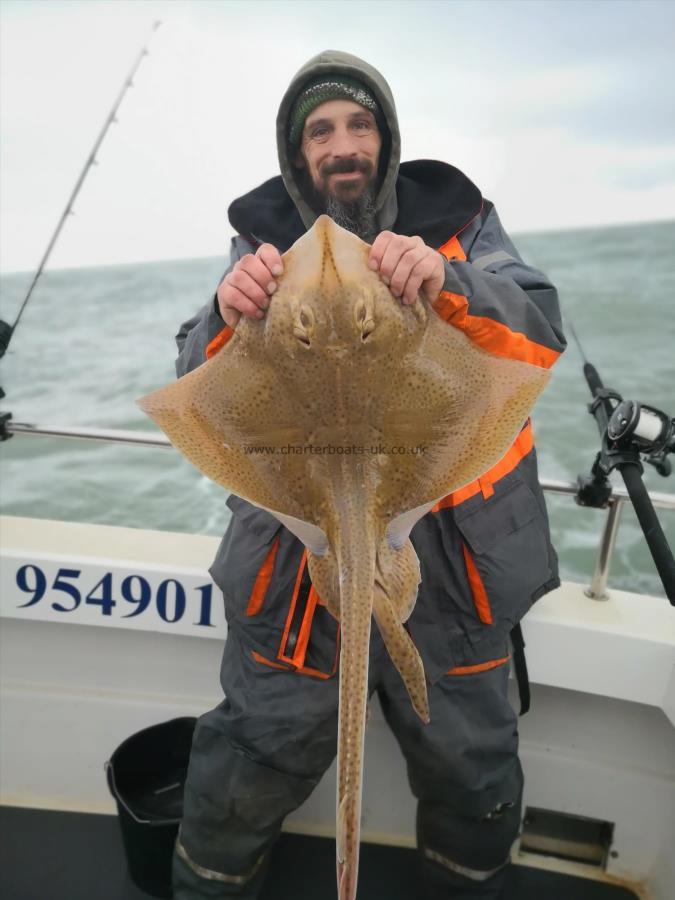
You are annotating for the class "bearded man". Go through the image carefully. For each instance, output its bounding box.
[172,50,565,900]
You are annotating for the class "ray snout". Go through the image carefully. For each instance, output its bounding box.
[285,214,372,293]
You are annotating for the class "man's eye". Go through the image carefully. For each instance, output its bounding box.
[353,120,371,130]
[311,127,329,139]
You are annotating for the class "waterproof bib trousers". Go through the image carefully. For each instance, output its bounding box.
[172,623,522,900]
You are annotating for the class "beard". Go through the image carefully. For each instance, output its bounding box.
[325,189,377,244]
[303,158,379,243]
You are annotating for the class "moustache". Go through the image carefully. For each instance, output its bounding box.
[320,159,373,179]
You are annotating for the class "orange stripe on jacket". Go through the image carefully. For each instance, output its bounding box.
[246,537,280,616]
[461,542,493,624]
[436,232,560,369]
[432,420,533,510]
[446,656,510,676]
[433,291,560,369]
[438,235,467,262]
[205,325,235,359]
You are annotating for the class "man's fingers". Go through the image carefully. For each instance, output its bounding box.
[236,255,277,295]
[217,243,284,327]
[378,238,407,284]
[401,262,428,305]
[228,269,270,308]
[219,285,266,323]
[389,246,427,298]
[374,234,424,284]
[256,243,284,277]
[368,231,395,272]
[221,306,242,330]
[405,255,444,305]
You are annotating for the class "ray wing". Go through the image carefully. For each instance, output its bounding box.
[376,313,549,540]
[138,331,317,522]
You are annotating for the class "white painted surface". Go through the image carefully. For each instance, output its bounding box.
[0,516,224,639]
[648,801,675,900]
[1,515,674,893]
[662,663,675,726]
[2,515,673,717]
[514,682,675,885]
[523,584,675,720]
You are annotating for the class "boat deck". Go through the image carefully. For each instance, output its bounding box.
[0,806,640,899]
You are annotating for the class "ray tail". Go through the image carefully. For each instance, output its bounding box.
[330,489,377,900]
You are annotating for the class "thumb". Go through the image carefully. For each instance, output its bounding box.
[222,306,242,329]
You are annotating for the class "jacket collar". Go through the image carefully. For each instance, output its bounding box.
[228,159,483,252]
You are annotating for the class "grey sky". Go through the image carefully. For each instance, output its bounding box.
[1,0,674,272]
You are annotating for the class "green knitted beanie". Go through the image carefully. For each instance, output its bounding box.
[288,75,382,151]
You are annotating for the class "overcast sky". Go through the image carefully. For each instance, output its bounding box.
[1,0,674,273]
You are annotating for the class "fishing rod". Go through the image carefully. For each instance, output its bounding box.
[569,320,675,604]
[0,21,162,442]
[0,20,162,363]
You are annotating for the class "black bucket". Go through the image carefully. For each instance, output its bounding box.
[106,717,197,898]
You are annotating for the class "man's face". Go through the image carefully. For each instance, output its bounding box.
[295,99,382,203]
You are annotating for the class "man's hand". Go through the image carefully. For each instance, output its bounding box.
[368,232,446,306]
[217,244,284,329]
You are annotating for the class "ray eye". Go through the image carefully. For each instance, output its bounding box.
[294,306,314,347]
[293,327,311,347]
[361,319,375,341]
[355,300,368,325]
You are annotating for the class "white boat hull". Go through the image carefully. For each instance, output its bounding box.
[1,515,673,899]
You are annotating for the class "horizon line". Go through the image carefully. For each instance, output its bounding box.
[1,214,674,279]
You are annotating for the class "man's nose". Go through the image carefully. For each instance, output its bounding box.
[330,126,359,157]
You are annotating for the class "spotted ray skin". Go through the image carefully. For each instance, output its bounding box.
[138,216,550,900]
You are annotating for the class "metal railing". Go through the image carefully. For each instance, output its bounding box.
[539,478,674,599]
[5,421,172,449]
[4,421,675,601]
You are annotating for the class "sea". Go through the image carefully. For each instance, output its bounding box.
[1,220,674,599]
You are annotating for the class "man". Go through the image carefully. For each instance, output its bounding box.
[173,50,565,900]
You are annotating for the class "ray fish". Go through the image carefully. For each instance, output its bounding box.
[138,216,550,900]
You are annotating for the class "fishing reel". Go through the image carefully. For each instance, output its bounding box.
[576,390,674,508]
[575,354,675,604]
[605,397,674,477]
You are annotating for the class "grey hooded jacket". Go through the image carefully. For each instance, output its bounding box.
[175,50,565,683]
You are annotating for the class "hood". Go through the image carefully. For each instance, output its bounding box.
[228,52,483,252]
[275,49,401,233]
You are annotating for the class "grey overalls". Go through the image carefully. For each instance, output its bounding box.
[171,49,565,900]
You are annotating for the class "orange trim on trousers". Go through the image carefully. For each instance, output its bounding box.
[246,537,280,616]
[278,549,309,663]
[277,552,339,678]
[446,656,510,676]
[251,649,338,680]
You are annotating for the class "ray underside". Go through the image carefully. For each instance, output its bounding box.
[137,216,550,900]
